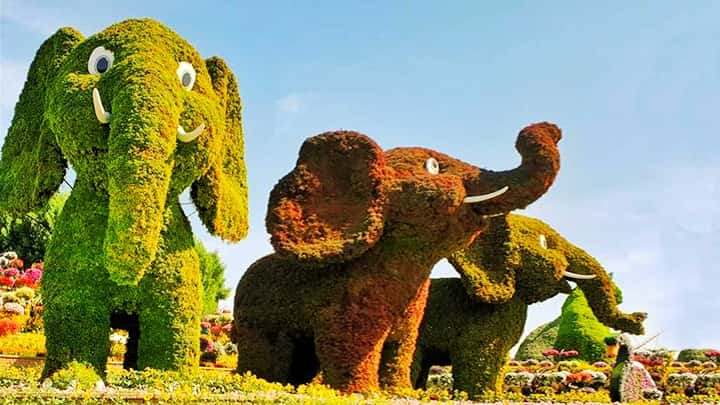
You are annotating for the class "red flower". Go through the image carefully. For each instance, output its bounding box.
[0,319,20,336]
[210,326,223,335]
[561,350,579,357]
[543,349,560,356]
[13,276,36,289]
[0,276,13,287]
[705,350,720,358]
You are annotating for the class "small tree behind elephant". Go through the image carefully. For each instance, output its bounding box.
[411,214,647,397]
[234,124,563,393]
[0,19,248,377]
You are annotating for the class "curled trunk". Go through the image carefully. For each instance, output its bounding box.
[465,122,562,215]
[568,246,647,335]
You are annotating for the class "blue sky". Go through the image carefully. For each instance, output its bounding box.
[1,1,718,351]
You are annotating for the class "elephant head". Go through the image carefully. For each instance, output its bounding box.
[449,214,647,334]
[266,123,562,266]
[0,19,248,285]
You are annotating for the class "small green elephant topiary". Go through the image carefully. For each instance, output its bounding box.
[412,214,647,397]
[0,18,248,378]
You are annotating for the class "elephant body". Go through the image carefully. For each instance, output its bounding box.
[412,278,526,395]
[411,214,647,397]
[234,126,563,393]
[0,19,248,378]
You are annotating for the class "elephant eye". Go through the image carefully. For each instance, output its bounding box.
[88,46,114,75]
[538,234,548,249]
[176,61,196,91]
[425,157,440,175]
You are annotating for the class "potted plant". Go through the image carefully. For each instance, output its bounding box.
[604,335,619,358]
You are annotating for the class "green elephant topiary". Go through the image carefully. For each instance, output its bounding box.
[412,214,647,397]
[0,19,248,378]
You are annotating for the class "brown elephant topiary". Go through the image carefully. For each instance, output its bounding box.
[233,124,562,392]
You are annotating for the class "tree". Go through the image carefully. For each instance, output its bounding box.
[0,192,68,262]
[195,240,230,314]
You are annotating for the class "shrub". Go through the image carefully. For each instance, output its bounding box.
[48,361,102,390]
[504,371,535,388]
[554,289,609,362]
[603,335,618,345]
[678,348,717,362]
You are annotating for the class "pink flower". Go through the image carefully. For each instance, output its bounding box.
[222,324,232,332]
[561,350,579,357]
[200,321,211,329]
[543,349,560,356]
[24,268,42,282]
[705,350,720,357]
[3,268,19,278]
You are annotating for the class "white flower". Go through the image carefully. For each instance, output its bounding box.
[109,333,128,345]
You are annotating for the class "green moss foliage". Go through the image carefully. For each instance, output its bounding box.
[195,240,230,314]
[236,125,562,393]
[677,349,717,362]
[515,316,560,360]
[0,192,67,262]
[0,19,248,378]
[554,288,610,362]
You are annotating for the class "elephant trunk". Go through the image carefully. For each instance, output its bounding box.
[569,251,647,335]
[465,122,562,214]
[104,81,179,286]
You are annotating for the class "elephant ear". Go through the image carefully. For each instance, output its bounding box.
[448,215,519,303]
[267,131,389,264]
[191,57,248,241]
[0,27,82,214]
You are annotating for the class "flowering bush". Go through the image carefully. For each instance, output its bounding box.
[504,371,535,389]
[47,361,102,390]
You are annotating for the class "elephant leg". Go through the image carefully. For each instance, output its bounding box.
[449,340,504,398]
[41,190,112,379]
[314,303,393,392]
[380,280,430,389]
[411,349,431,389]
[42,291,111,379]
[136,243,201,372]
[235,324,294,383]
[451,310,525,397]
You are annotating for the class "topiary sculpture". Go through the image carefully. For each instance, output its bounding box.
[411,214,647,397]
[516,280,625,362]
[0,18,248,378]
[233,124,562,392]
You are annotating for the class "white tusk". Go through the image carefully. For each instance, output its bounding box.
[92,88,111,124]
[563,270,597,280]
[177,123,205,142]
[463,186,509,204]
